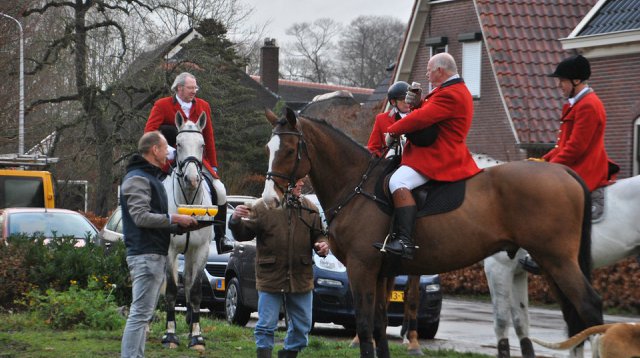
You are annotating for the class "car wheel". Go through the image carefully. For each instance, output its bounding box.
[225,277,251,326]
[418,319,439,339]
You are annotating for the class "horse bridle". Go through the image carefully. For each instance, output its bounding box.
[265,123,308,195]
[173,128,205,205]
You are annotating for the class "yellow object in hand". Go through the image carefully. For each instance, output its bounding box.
[177,205,218,217]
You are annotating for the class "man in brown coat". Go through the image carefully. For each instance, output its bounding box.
[229,179,329,358]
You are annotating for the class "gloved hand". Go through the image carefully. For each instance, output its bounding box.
[405,85,422,109]
[384,132,397,147]
[527,157,545,162]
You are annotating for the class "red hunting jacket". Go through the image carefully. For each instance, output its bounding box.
[387,79,480,182]
[367,110,398,157]
[543,91,615,191]
[145,96,219,178]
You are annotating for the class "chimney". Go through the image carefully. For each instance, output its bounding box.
[260,38,279,93]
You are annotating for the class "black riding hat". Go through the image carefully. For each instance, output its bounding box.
[387,81,410,101]
[549,55,591,81]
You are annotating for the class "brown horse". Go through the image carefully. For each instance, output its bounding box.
[262,109,603,358]
[349,275,424,355]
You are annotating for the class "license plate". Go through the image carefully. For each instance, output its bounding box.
[390,290,404,302]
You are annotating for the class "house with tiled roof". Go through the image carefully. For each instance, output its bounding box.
[254,38,374,111]
[396,0,640,177]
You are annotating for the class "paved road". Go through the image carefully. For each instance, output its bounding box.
[308,297,638,357]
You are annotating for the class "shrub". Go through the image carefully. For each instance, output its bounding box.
[22,278,124,330]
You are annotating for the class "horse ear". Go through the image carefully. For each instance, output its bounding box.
[285,107,297,128]
[175,112,184,128]
[197,112,207,131]
[265,108,279,126]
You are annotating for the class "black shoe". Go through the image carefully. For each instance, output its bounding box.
[519,255,541,275]
[373,237,415,260]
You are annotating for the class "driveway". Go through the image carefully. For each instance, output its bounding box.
[307,297,638,357]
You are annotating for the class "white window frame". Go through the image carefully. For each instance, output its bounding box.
[634,117,640,176]
[462,41,482,98]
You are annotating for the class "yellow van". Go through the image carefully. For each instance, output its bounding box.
[0,169,56,208]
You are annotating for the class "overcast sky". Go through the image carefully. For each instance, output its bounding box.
[239,0,414,44]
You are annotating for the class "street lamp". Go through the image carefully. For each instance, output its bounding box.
[0,12,25,155]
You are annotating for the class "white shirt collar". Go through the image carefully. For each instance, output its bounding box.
[568,86,590,106]
[176,96,193,118]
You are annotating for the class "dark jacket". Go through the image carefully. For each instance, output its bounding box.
[121,154,175,257]
[228,196,327,293]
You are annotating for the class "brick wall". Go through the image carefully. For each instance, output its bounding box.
[589,53,640,179]
[408,0,523,162]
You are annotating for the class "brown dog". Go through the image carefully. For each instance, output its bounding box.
[532,322,640,358]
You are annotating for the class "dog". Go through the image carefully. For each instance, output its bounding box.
[531,322,640,358]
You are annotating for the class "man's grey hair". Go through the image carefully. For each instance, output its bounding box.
[138,131,165,154]
[430,53,458,74]
[171,72,196,93]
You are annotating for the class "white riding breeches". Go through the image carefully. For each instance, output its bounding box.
[204,177,227,205]
[389,165,429,193]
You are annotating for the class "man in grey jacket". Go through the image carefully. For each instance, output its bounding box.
[120,131,198,358]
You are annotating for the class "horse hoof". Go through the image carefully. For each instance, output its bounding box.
[161,333,180,349]
[188,334,206,351]
[497,338,510,358]
[520,337,535,358]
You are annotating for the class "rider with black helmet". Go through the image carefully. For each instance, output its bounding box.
[520,54,618,274]
[367,81,412,157]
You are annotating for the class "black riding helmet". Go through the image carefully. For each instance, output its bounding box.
[549,54,591,81]
[387,81,410,101]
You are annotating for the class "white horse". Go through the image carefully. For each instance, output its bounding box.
[161,112,213,352]
[480,155,640,358]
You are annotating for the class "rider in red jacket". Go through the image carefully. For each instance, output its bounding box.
[521,55,618,274]
[145,72,230,252]
[367,81,412,157]
[373,53,481,260]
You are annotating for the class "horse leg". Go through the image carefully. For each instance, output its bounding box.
[510,260,534,358]
[543,261,603,341]
[350,264,380,358]
[185,258,206,351]
[403,275,423,356]
[162,253,180,348]
[485,253,515,358]
[373,276,391,358]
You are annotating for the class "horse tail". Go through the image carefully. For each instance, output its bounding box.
[565,168,592,282]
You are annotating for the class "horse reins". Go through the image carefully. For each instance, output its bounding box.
[268,121,391,229]
[172,128,207,254]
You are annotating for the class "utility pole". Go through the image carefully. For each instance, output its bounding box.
[0,12,25,155]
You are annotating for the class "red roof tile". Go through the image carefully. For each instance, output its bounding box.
[476,0,598,144]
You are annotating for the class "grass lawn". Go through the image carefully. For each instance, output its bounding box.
[0,311,491,357]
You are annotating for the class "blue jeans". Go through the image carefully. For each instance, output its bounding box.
[121,254,166,358]
[255,290,313,351]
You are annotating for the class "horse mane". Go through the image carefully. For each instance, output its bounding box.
[298,115,370,156]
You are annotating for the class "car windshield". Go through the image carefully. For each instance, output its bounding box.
[8,212,97,239]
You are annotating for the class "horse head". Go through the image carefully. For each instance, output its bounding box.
[174,111,206,197]
[262,108,310,208]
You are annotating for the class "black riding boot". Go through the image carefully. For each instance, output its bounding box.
[519,253,541,275]
[373,188,417,260]
[213,204,234,254]
[257,347,272,358]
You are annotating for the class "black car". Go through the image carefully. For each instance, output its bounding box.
[98,195,257,314]
[223,195,442,338]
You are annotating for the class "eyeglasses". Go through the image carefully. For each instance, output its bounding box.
[182,85,200,92]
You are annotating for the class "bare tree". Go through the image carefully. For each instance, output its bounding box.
[284,18,341,83]
[337,15,405,88]
[153,0,255,36]
[19,0,159,215]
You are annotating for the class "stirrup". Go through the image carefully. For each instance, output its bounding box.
[519,255,541,275]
